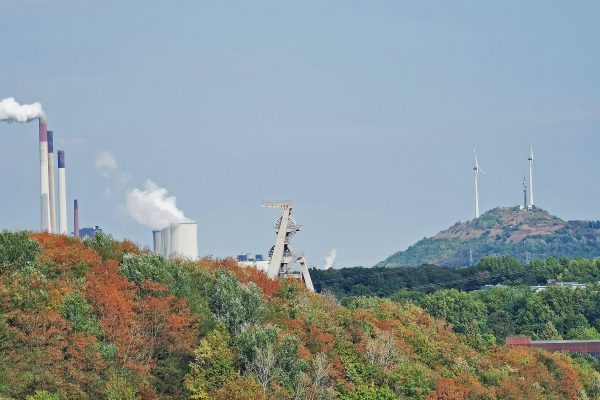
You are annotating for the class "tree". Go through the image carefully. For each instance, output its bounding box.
[538,321,562,340]
[26,391,61,400]
[294,352,334,400]
[185,328,234,399]
[235,324,306,394]
[105,371,141,400]
[423,289,488,335]
[213,375,267,400]
[0,231,40,273]
[248,343,280,394]
[61,290,102,337]
[339,385,398,400]
[204,270,267,335]
[364,332,397,371]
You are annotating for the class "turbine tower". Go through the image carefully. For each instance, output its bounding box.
[473,150,485,218]
[523,175,528,210]
[261,201,315,291]
[528,146,535,208]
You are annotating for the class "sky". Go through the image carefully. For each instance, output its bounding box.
[1,1,599,268]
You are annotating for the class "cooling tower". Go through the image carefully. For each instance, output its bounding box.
[57,150,67,234]
[38,118,50,232]
[161,226,171,258]
[168,222,198,259]
[47,131,57,233]
[152,230,163,254]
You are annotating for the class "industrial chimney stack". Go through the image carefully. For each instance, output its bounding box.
[73,199,80,239]
[38,118,51,232]
[57,150,67,234]
[47,131,57,233]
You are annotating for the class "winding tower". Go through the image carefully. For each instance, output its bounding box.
[262,201,315,292]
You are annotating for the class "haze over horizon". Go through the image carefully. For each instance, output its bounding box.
[1,1,599,267]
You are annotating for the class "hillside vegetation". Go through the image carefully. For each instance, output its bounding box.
[313,255,600,342]
[378,207,600,267]
[1,232,600,399]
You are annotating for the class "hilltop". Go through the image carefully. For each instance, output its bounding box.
[2,231,600,399]
[378,206,600,268]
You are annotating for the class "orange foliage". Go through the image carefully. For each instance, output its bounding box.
[428,374,493,400]
[85,262,197,379]
[1,309,105,397]
[31,233,103,274]
[492,347,582,400]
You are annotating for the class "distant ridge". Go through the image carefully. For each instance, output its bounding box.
[378,206,600,268]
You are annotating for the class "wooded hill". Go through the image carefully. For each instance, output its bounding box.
[378,207,600,267]
[1,231,600,399]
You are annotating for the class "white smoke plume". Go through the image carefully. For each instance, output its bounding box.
[324,248,337,269]
[95,150,118,178]
[125,180,191,230]
[0,97,45,122]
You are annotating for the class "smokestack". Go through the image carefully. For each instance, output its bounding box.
[39,118,50,232]
[57,150,67,234]
[74,199,80,239]
[47,131,57,233]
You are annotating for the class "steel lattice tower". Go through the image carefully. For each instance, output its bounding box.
[262,201,314,291]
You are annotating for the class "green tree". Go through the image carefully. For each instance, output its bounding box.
[567,326,600,340]
[204,270,266,335]
[538,321,562,340]
[0,231,40,273]
[105,371,140,400]
[61,290,102,336]
[423,289,488,335]
[185,328,234,399]
[234,324,306,393]
[26,391,61,400]
[339,385,399,400]
[83,232,115,261]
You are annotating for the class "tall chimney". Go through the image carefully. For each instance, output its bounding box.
[38,118,50,232]
[47,131,57,233]
[74,199,80,239]
[57,150,67,234]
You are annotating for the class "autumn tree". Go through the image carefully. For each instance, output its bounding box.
[185,327,234,399]
[213,375,267,400]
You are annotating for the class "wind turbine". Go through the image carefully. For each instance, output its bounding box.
[473,149,485,218]
[523,174,528,210]
[528,146,535,208]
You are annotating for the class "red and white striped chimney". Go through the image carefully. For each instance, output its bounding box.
[74,199,80,238]
[38,118,51,232]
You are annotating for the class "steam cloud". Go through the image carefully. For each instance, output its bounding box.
[324,249,337,269]
[0,97,45,122]
[125,180,191,230]
[95,150,118,178]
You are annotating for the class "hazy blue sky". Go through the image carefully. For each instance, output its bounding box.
[1,1,599,267]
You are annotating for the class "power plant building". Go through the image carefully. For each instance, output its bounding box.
[237,253,269,273]
[79,225,103,239]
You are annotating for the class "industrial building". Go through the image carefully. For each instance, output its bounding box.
[79,226,103,239]
[237,253,269,273]
[152,222,199,260]
[506,336,600,359]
